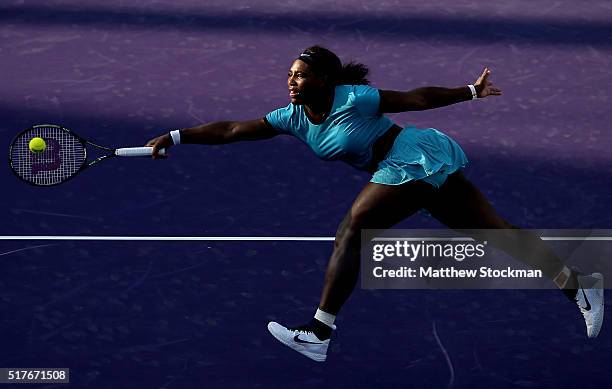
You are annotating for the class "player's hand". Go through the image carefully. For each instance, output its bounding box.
[145,133,172,159]
[474,67,502,98]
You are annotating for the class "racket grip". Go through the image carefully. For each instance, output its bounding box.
[115,147,166,157]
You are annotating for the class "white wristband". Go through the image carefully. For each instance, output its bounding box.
[170,129,181,145]
[467,84,478,100]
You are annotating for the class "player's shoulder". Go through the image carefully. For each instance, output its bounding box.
[335,84,379,107]
[268,102,299,119]
[275,102,295,113]
[336,83,376,96]
[266,102,307,132]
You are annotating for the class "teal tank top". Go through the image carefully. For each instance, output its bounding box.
[265,85,395,169]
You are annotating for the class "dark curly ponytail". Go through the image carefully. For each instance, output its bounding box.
[297,45,370,86]
[337,62,370,85]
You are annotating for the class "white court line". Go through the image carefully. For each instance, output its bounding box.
[0,236,611,241]
[0,236,335,241]
[375,237,612,241]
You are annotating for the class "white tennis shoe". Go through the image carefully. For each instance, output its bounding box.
[574,272,604,338]
[267,321,333,362]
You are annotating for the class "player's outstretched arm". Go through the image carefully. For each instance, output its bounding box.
[145,118,278,158]
[379,68,502,113]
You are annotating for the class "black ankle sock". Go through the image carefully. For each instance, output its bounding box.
[291,318,333,340]
[310,318,332,340]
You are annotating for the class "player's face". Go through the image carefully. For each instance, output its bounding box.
[287,60,325,105]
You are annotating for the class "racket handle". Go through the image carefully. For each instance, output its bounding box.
[115,147,166,157]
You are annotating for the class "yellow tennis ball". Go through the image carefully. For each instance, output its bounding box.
[29,137,47,153]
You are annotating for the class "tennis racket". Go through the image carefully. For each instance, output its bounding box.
[9,124,165,186]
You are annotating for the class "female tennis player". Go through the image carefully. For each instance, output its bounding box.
[146,46,604,362]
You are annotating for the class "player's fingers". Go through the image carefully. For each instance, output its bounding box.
[146,138,162,149]
[151,143,161,159]
[157,147,169,159]
[480,68,490,82]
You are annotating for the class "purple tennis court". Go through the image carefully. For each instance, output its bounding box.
[1,0,611,387]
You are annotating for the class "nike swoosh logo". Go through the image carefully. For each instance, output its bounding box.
[581,288,592,311]
[293,334,322,345]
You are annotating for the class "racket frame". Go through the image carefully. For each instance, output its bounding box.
[8,124,146,187]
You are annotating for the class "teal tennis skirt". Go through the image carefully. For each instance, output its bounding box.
[370,126,468,188]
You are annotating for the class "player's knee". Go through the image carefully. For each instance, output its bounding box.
[334,213,362,248]
[350,204,374,228]
[334,227,358,249]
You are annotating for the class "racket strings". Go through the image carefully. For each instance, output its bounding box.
[10,126,86,186]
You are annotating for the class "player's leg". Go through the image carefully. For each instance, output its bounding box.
[318,180,432,314]
[424,171,604,338]
[424,171,565,280]
[268,179,435,361]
